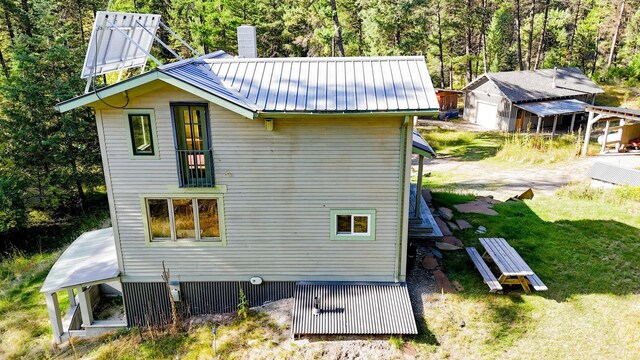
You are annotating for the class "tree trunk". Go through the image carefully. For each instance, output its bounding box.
[437,0,445,88]
[607,0,625,70]
[3,7,15,45]
[465,0,473,83]
[592,28,599,76]
[329,0,346,56]
[0,47,8,79]
[527,0,536,69]
[515,0,524,70]
[481,0,488,73]
[19,0,33,36]
[534,0,550,70]
[567,0,581,63]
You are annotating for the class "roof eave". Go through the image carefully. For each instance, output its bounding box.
[55,71,257,120]
[256,109,439,118]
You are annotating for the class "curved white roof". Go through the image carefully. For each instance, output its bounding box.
[40,228,119,293]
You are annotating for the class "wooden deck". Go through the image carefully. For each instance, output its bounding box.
[408,184,442,239]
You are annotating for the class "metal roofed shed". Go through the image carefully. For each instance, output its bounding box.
[292,283,417,336]
[467,67,604,103]
[587,162,640,187]
[462,67,603,132]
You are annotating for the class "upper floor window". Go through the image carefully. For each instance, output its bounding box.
[171,103,214,187]
[124,109,158,159]
[145,196,225,244]
[330,209,376,241]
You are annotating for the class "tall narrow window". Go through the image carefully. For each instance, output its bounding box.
[172,104,214,187]
[148,199,171,241]
[124,110,158,159]
[128,114,154,155]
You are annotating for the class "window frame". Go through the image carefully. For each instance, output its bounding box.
[330,209,376,241]
[123,109,159,160]
[169,102,215,187]
[141,194,226,246]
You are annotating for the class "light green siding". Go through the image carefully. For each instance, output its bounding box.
[97,84,406,283]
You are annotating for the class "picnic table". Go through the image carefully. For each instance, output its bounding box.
[466,238,547,293]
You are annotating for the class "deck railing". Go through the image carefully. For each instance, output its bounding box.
[175,148,215,188]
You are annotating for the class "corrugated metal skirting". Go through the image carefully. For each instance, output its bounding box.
[123,281,294,326]
[292,283,417,335]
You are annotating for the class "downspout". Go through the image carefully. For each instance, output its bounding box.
[394,116,411,282]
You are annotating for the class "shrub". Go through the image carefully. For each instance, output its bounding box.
[237,286,250,319]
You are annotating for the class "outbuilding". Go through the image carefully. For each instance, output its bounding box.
[462,67,604,132]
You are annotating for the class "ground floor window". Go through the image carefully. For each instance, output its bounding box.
[145,196,224,243]
[330,209,376,241]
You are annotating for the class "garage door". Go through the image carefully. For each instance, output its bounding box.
[475,101,498,129]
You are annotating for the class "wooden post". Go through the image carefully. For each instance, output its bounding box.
[570,114,576,133]
[77,286,94,326]
[67,289,76,307]
[415,155,424,220]
[582,111,595,156]
[601,119,611,154]
[536,116,542,134]
[551,115,558,137]
[45,292,64,343]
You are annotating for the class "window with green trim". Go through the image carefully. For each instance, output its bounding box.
[330,209,376,240]
[146,197,223,242]
[124,109,158,159]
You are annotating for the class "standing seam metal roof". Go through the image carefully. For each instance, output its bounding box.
[163,56,438,113]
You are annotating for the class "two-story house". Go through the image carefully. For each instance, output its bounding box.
[42,48,439,342]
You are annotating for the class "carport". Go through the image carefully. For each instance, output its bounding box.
[514,98,591,136]
[581,105,640,155]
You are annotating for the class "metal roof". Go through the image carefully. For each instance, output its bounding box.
[464,67,603,103]
[587,162,640,186]
[60,53,438,116]
[41,228,119,293]
[584,105,640,121]
[412,130,436,157]
[194,56,438,112]
[162,61,258,111]
[515,98,591,117]
[292,282,417,335]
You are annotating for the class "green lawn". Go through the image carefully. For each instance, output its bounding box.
[410,192,640,358]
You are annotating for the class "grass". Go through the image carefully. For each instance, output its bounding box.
[411,191,640,359]
[418,126,505,161]
[0,210,109,359]
[495,131,586,164]
[596,85,640,108]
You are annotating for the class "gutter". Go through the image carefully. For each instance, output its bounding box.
[394,115,411,282]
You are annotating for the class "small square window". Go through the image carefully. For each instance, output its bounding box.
[330,210,376,241]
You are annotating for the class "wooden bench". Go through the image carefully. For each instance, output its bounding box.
[466,247,502,293]
[526,273,548,291]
